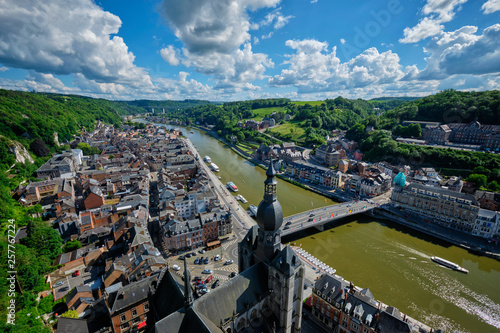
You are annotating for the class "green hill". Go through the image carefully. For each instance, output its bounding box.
[380,89,500,127]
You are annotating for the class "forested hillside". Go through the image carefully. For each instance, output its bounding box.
[125,99,213,112]
[377,90,500,129]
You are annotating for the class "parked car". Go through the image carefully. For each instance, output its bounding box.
[59,286,69,292]
[202,269,212,274]
[199,288,210,295]
[54,281,64,287]
[212,280,220,289]
[73,270,80,277]
[309,214,314,217]
[178,255,185,260]
[185,253,192,258]
[205,275,213,284]
[285,221,292,226]
[229,272,237,278]
[197,284,207,289]
[172,264,181,271]
[199,249,206,254]
[194,258,200,265]
[194,276,202,282]
[284,226,290,230]
[190,252,197,256]
[214,255,220,261]
[204,258,209,264]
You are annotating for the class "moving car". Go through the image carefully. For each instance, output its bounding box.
[225,259,233,265]
[202,269,212,274]
[172,264,181,271]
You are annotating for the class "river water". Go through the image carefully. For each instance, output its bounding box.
[139,120,500,333]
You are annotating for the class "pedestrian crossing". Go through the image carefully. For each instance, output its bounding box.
[223,238,238,250]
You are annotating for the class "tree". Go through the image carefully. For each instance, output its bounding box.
[30,138,49,157]
[487,181,500,192]
[62,239,81,253]
[465,174,488,188]
[60,309,79,318]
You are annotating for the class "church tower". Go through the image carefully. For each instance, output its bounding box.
[238,161,303,332]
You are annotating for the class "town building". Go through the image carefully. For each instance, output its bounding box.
[391,182,479,234]
[310,274,428,332]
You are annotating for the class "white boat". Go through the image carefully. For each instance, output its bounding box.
[248,205,258,217]
[236,195,248,203]
[203,156,212,163]
[431,256,469,273]
[210,163,219,172]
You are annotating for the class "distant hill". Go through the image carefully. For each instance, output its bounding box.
[369,96,420,102]
[124,99,213,113]
[381,89,500,126]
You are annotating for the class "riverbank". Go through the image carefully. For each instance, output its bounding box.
[374,205,500,260]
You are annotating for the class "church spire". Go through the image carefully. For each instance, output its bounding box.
[183,258,193,309]
[263,160,278,202]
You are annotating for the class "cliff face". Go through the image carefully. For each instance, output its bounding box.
[5,137,34,164]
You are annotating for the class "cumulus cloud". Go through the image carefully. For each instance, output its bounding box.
[160,45,181,66]
[436,24,500,76]
[400,0,467,43]
[269,39,404,93]
[158,0,278,88]
[482,0,500,14]
[0,0,152,88]
[0,66,8,72]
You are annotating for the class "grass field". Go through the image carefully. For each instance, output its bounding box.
[247,107,286,121]
[291,101,325,106]
[237,142,259,154]
[268,121,306,143]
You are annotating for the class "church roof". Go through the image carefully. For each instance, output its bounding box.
[194,261,269,324]
[270,245,302,277]
[154,262,270,332]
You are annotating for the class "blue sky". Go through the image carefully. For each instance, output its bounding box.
[0,0,499,101]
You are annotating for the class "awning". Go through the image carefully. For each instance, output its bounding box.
[137,321,147,330]
[206,240,221,247]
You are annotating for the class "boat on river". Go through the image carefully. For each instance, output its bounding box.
[431,256,468,273]
[204,155,212,163]
[210,163,219,172]
[236,194,247,203]
[227,181,238,192]
[248,205,257,217]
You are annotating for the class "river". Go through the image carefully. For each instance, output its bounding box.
[137,119,500,333]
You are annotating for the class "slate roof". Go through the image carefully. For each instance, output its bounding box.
[270,245,302,277]
[110,275,157,314]
[154,261,270,332]
[56,317,89,333]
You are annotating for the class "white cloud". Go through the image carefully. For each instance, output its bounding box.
[259,8,294,30]
[269,39,404,93]
[340,39,346,44]
[0,66,8,72]
[437,24,500,75]
[311,0,318,3]
[160,46,181,66]
[482,0,500,14]
[159,0,278,88]
[400,0,467,43]
[0,0,152,88]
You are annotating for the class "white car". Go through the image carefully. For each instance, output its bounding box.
[172,264,181,271]
[225,259,234,265]
[202,269,212,274]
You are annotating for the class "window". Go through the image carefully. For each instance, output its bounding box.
[144,302,149,311]
[120,314,127,322]
[132,308,137,317]
[132,317,141,324]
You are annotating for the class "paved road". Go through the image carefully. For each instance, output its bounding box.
[183,138,257,231]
